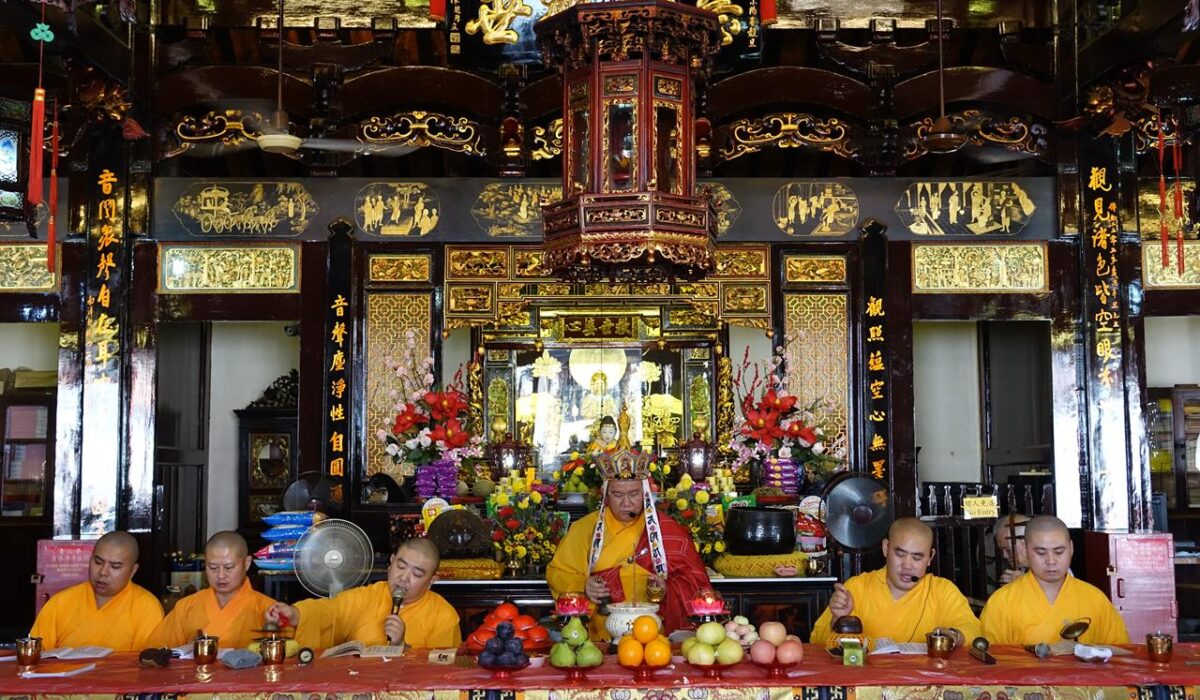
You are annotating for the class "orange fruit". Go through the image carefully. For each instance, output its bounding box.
[632,615,659,644]
[527,626,549,642]
[494,602,519,620]
[644,639,671,667]
[617,636,645,666]
[513,614,538,631]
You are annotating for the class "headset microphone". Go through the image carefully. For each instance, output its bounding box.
[627,511,639,520]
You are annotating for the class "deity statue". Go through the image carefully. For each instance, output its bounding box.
[586,415,619,454]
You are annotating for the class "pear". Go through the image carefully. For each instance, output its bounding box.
[680,636,699,656]
[575,640,603,668]
[550,642,576,668]
[562,616,589,647]
[715,637,745,665]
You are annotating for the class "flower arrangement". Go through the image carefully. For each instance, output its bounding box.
[662,474,726,564]
[489,489,564,568]
[729,340,846,489]
[376,330,485,474]
[553,450,604,496]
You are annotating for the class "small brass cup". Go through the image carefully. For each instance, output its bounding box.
[1146,633,1173,663]
[194,636,219,665]
[16,637,42,669]
[259,637,287,666]
[926,632,954,659]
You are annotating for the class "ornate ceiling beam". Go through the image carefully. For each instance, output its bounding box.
[716,112,859,163]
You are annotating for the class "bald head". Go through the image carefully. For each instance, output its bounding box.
[206,531,249,558]
[205,531,252,601]
[882,518,935,595]
[389,538,442,605]
[396,537,441,568]
[1024,516,1073,585]
[89,531,140,603]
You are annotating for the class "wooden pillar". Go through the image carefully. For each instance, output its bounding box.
[322,220,354,511]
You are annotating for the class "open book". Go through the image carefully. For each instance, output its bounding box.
[43,647,113,660]
[19,662,97,678]
[870,638,927,655]
[320,641,406,659]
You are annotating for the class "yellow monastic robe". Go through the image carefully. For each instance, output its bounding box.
[980,572,1129,645]
[809,567,981,647]
[293,581,461,649]
[30,581,164,651]
[146,579,276,649]
[546,509,650,641]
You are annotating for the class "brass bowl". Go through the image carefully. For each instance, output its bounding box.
[260,637,287,666]
[194,636,219,665]
[926,632,954,659]
[1146,633,1173,663]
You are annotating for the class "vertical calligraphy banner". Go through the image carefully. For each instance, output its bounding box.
[1081,143,1130,530]
[323,220,354,511]
[80,130,126,536]
[860,221,890,489]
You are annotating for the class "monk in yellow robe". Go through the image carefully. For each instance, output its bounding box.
[547,450,712,641]
[266,538,460,649]
[147,531,275,649]
[810,518,981,648]
[30,531,163,651]
[981,515,1129,645]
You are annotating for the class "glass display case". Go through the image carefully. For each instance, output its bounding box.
[0,394,54,519]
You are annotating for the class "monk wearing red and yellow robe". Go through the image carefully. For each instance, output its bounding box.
[810,518,981,648]
[548,450,712,641]
[267,538,461,649]
[148,531,275,649]
[31,531,164,651]
[981,516,1129,645]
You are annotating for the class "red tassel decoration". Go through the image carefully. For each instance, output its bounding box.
[47,102,58,273]
[28,88,44,207]
[1159,115,1169,268]
[1175,120,1185,275]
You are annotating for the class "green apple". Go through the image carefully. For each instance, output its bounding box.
[680,636,699,655]
[715,638,744,664]
[696,621,726,646]
[686,642,716,665]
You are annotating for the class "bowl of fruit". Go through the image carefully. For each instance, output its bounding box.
[616,615,673,682]
[680,620,746,679]
[466,602,552,655]
[747,622,805,677]
[549,615,604,682]
[477,622,531,680]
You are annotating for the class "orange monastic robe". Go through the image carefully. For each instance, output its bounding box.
[30,581,164,651]
[147,579,276,649]
[981,572,1129,646]
[293,581,461,649]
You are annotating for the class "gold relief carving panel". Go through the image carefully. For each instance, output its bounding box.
[656,207,705,227]
[654,77,682,98]
[0,244,56,291]
[722,113,857,162]
[498,301,532,327]
[784,255,847,284]
[1143,242,1200,288]
[585,207,647,224]
[514,250,549,278]
[713,248,767,278]
[722,284,768,314]
[465,0,533,45]
[448,248,508,278]
[472,183,562,237]
[536,283,573,296]
[699,182,743,236]
[912,243,1047,293]
[689,348,711,360]
[487,377,510,425]
[170,182,316,236]
[676,282,718,299]
[448,284,495,314]
[895,181,1035,236]
[772,182,859,236]
[532,119,564,161]
[784,293,849,443]
[359,111,484,156]
[366,293,431,478]
[669,307,717,327]
[355,182,440,236]
[369,254,431,282]
[487,350,510,363]
[159,245,298,293]
[498,283,525,299]
[1138,178,1194,241]
[604,75,638,95]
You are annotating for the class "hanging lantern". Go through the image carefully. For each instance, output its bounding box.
[536,0,722,282]
[680,430,713,482]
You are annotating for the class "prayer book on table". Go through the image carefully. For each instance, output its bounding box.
[320,641,406,659]
[869,638,926,655]
[19,662,97,678]
[42,646,112,660]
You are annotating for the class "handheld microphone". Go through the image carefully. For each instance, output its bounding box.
[391,588,405,616]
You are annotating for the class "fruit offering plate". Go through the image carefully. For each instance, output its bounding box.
[464,640,552,656]
[549,662,600,682]
[750,659,798,678]
[684,661,741,679]
[476,658,531,680]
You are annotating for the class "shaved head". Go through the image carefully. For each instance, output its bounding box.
[1024,516,1073,586]
[1025,515,1069,540]
[90,531,140,604]
[206,531,249,558]
[96,531,139,560]
[389,538,442,605]
[397,537,441,568]
[205,531,252,602]
[882,518,935,596]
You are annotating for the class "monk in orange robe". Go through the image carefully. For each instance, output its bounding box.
[30,531,163,651]
[547,450,712,641]
[266,538,460,649]
[148,531,275,649]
